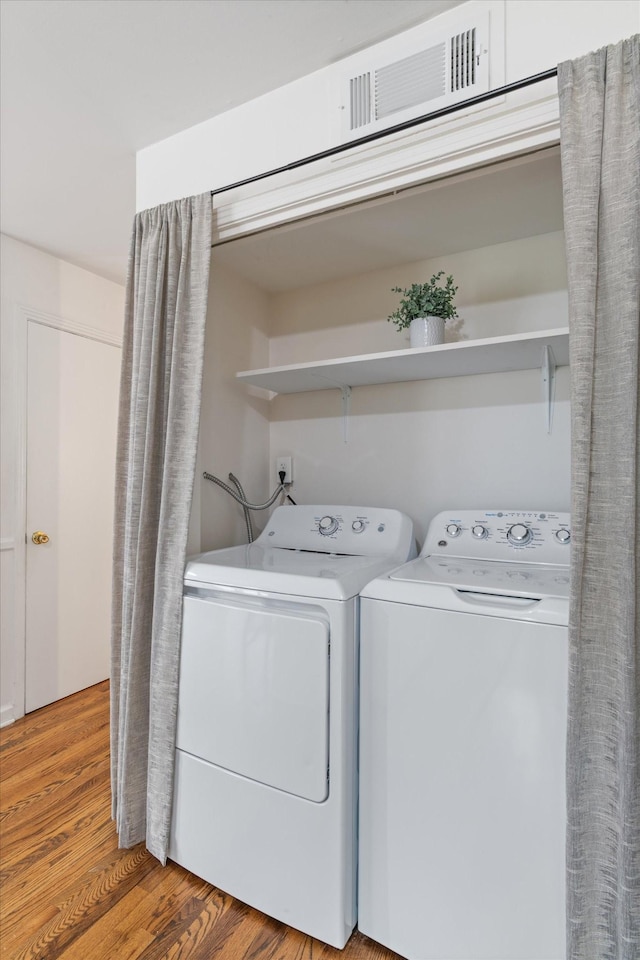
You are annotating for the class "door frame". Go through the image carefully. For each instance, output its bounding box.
[11,305,122,720]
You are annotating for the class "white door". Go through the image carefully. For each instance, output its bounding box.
[25,321,121,712]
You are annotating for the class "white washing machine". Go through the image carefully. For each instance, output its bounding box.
[358,509,570,960]
[169,504,415,949]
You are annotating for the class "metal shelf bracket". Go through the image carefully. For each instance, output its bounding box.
[341,386,352,444]
[541,345,556,434]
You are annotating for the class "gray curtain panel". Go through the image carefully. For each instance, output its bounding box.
[111,193,212,863]
[559,36,639,960]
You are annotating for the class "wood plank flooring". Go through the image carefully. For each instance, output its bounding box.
[0,682,401,960]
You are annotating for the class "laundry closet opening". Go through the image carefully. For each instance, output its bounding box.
[195,145,570,554]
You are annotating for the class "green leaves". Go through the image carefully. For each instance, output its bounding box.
[387,271,458,331]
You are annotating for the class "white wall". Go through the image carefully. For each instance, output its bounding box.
[136,0,639,211]
[268,231,570,546]
[195,258,271,553]
[197,231,570,552]
[269,232,567,363]
[0,234,125,724]
[505,0,639,79]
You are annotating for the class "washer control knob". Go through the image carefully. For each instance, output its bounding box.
[352,519,365,533]
[318,515,339,536]
[471,524,488,539]
[446,524,461,538]
[555,528,571,544]
[507,523,532,545]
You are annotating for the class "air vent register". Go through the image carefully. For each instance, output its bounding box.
[341,7,492,140]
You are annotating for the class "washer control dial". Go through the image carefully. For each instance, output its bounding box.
[446,524,461,538]
[507,523,532,545]
[318,515,339,536]
[352,519,365,533]
[471,524,488,539]
[555,528,571,544]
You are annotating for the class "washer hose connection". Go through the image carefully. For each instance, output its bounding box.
[203,471,285,511]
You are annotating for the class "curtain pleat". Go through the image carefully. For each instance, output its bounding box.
[111,194,212,862]
[559,36,640,959]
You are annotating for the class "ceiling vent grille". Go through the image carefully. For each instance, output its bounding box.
[375,47,446,122]
[350,73,372,131]
[339,6,493,142]
[451,28,476,91]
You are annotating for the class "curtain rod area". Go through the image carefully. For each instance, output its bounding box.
[210,67,558,199]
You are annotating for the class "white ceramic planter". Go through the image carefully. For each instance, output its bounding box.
[409,316,445,348]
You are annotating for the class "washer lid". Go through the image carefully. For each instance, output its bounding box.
[389,555,571,600]
[185,543,404,600]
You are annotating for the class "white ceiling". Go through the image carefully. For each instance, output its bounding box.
[0,0,465,286]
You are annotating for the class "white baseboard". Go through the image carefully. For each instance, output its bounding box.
[0,703,16,727]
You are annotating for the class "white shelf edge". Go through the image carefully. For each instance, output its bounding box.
[236,328,570,395]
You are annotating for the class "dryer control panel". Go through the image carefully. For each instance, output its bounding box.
[423,510,571,565]
[258,504,416,561]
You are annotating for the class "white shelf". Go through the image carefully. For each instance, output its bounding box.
[236,328,570,395]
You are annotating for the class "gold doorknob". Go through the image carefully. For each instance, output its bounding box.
[32,531,50,545]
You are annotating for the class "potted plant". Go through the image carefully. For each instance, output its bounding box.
[387,271,458,347]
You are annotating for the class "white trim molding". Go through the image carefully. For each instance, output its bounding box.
[12,305,28,723]
[17,305,123,349]
[212,86,560,245]
[0,538,15,552]
[0,704,16,728]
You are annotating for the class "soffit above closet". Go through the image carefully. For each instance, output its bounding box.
[212,147,564,293]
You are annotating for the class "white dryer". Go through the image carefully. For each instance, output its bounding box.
[169,504,415,949]
[358,509,570,960]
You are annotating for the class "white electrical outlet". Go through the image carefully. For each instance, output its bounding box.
[276,456,293,484]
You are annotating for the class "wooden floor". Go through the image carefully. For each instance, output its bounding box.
[0,681,401,960]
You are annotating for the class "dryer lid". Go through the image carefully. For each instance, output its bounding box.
[185,544,406,600]
[185,504,416,599]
